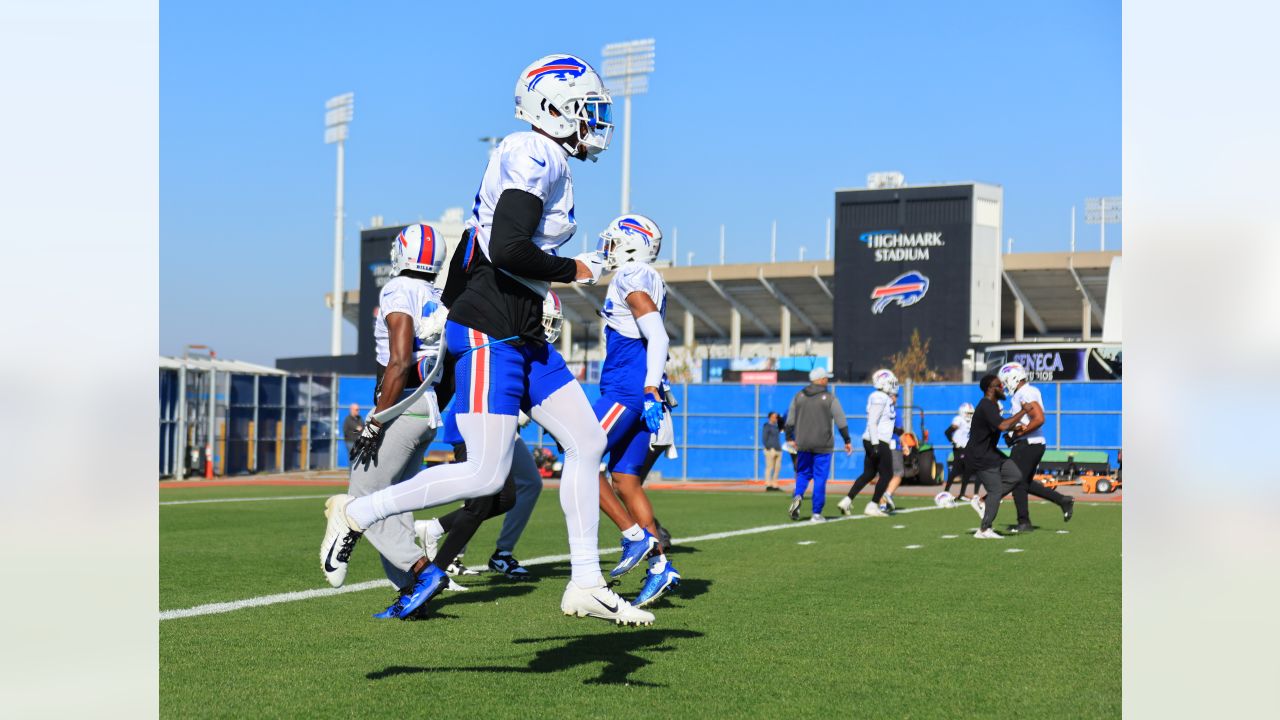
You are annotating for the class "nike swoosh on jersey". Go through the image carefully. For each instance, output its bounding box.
[530,156,547,167]
[595,597,619,613]
[324,542,340,573]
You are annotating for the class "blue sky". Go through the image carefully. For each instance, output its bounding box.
[161,0,1120,364]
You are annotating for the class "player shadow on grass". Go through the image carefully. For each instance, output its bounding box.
[367,628,704,686]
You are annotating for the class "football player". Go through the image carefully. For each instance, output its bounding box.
[836,369,899,517]
[413,293,567,584]
[592,214,681,608]
[321,54,652,625]
[967,374,1033,538]
[943,403,975,500]
[998,362,1075,532]
[319,224,448,598]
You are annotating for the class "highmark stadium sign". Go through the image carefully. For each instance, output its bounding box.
[859,230,945,262]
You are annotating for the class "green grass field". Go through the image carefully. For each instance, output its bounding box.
[160,485,1121,718]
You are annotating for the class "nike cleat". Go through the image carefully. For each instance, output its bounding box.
[864,501,888,518]
[373,587,413,619]
[488,551,532,580]
[633,564,682,608]
[884,495,896,512]
[788,495,802,521]
[609,530,659,578]
[970,495,986,519]
[974,528,1004,539]
[320,494,364,588]
[1062,497,1075,523]
[561,580,655,626]
[810,513,826,523]
[414,519,442,561]
[396,564,450,619]
[837,496,853,516]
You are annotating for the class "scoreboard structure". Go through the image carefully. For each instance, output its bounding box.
[832,182,1002,382]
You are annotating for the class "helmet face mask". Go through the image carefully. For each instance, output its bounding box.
[596,214,662,270]
[390,224,445,277]
[959,402,974,418]
[515,55,613,160]
[542,291,564,343]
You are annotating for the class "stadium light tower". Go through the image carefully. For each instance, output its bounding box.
[602,38,655,214]
[1085,196,1122,251]
[325,92,354,356]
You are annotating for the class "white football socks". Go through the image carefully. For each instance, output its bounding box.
[622,524,645,541]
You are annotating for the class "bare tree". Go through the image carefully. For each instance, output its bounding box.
[884,329,943,382]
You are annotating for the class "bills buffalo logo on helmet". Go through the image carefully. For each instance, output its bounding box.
[617,217,653,244]
[526,57,587,90]
[870,271,930,314]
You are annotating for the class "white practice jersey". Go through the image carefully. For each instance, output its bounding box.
[600,262,667,337]
[950,414,971,448]
[374,276,444,368]
[465,131,576,298]
[1010,384,1047,444]
[862,389,897,448]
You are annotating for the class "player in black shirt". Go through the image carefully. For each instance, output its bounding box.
[966,375,1031,538]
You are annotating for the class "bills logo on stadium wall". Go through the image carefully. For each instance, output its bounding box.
[870,271,929,314]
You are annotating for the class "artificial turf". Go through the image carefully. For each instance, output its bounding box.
[160,485,1121,718]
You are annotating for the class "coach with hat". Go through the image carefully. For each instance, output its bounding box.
[785,367,854,522]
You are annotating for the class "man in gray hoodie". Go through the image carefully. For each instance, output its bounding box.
[784,368,854,522]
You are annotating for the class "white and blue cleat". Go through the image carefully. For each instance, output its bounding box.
[382,564,450,619]
[609,529,659,578]
[633,563,681,608]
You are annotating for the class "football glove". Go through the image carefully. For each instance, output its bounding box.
[574,252,606,286]
[642,397,665,434]
[350,421,384,468]
[416,305,448,345]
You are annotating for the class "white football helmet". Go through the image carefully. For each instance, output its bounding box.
[959,402,974,417]
[514,54,613,159]
[998,362,1029,395]
[542,290,564,343]
[934,491,956,508]
[597,214,662,269]
[390,224,446,277]
[871,368,899,395]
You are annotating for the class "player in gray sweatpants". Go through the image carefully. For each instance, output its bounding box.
[347,390,438,589]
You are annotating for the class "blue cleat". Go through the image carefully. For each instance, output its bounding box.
[373,588,412,619]
[609,530,659,578]
[394,564,449,619]
[633,563,681,608]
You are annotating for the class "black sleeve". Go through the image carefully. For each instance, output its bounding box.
[944,425,956,442]
[838,426,852,444]
[487,189,578,283]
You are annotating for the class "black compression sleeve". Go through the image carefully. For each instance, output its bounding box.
[488,189,578,282]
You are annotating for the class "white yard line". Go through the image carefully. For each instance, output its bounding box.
[160,505,949,621]
[160,495,333,506]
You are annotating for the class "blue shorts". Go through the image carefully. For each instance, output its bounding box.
[447,320,575,417]
[594,396,653,477]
